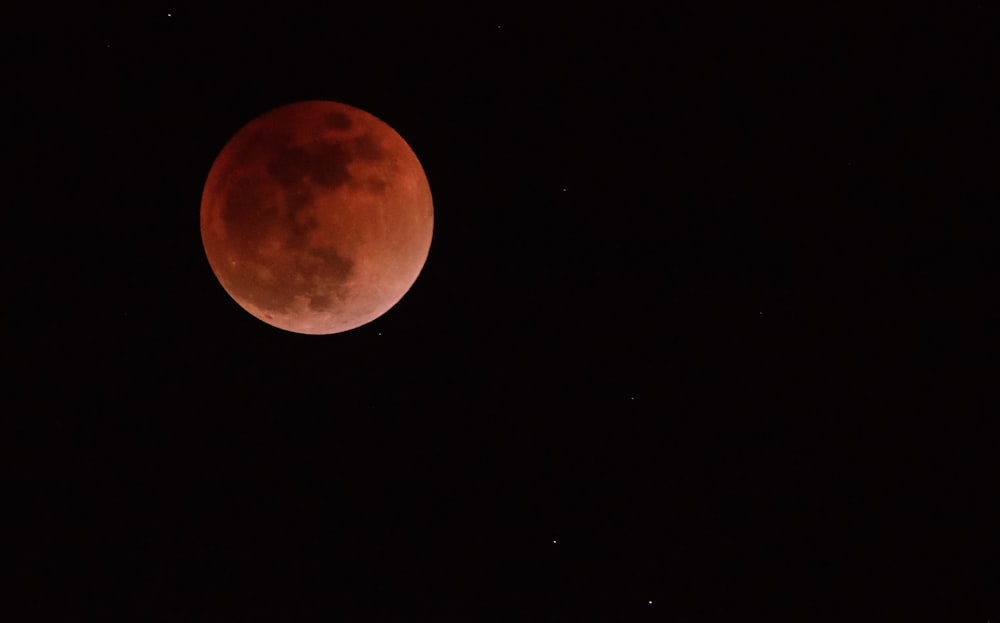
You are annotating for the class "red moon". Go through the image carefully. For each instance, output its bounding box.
[200,100,433,334]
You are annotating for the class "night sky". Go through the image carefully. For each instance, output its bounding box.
[7,4,999,621]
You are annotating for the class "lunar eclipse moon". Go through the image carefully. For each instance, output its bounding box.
[200,100,433,334]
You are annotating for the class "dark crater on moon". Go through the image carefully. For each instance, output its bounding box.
[324,111,352,130]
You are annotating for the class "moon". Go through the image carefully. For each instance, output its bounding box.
[200,100,433,334]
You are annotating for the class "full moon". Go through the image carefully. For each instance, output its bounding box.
[200,100,433,334]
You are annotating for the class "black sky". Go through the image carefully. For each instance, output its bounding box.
[6,4,999,621]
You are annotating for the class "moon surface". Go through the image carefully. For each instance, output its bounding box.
[200,101,433,334]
